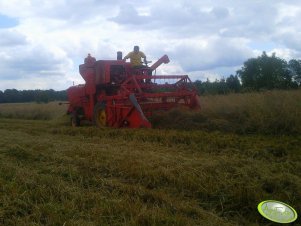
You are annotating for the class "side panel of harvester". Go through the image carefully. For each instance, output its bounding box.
[67,59,148,127]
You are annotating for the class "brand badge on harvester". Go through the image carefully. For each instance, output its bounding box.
[257,200,298,223]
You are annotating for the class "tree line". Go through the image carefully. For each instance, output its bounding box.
[0,52,300,103]
[0,89,67,103]
[194,52,301,95]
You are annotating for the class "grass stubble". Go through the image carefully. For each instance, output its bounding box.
[0,89,301,226]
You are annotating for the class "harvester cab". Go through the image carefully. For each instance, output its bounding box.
[67,52,200,128]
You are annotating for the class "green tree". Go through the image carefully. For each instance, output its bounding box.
[288,59,301,85]
[194,80,205,95]
[236,58,260,89]
[0,90,4,103]
[0,89,67,103]
[237,52,294,90]
[217,77,230,94]
[3,89,20,103]
[226,75,241,92]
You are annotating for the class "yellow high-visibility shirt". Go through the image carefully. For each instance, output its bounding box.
[124,51,146,66]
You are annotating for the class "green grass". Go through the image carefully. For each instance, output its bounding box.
[152,89,301,134]
[0,102,67,120]
[1,89,301,134]
[0,90,301,225]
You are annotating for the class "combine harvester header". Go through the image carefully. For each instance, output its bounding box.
[67,52,200,128]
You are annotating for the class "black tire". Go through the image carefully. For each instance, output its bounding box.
[71,112,80,127]
[93,102,106,127]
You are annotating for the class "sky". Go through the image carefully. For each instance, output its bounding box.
[0,0,301,91]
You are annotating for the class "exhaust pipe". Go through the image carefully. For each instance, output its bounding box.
[117,51,122,60]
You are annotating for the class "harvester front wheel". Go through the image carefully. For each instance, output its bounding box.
[93,102,106,127]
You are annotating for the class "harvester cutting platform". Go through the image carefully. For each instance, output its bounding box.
[67,52,200,128]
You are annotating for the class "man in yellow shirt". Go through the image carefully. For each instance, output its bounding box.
[123,46,147,68]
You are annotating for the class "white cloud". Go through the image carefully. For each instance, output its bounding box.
[0,29,27,46]
[267,48,299,61]
[167,37,252,71]
[0,0,300,90]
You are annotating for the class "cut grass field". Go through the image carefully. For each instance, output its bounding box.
[0,102,67,121]
[0,89,301,225]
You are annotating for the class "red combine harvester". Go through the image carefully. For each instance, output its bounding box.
[67,52,200,128]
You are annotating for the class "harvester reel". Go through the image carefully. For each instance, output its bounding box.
[93,102,106,127]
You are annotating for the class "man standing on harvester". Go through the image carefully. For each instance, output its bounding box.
[123,46,148,68]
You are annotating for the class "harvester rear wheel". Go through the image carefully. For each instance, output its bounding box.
[93,102,106,127]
